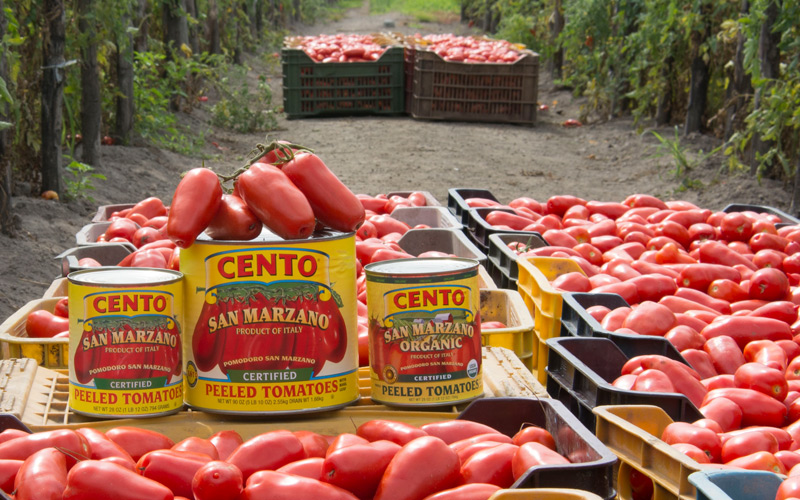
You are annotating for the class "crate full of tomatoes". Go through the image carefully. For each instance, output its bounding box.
[407,35,539,125]
[281,34,405,118]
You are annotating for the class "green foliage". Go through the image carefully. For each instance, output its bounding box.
[369,0,459,20]
[494,13,545,55]
[0,77,14,131]
[210,70,280,133]
[63,156,107,202]
[132,50,207,155]
[652,126,721,191]
[725,0,800,182]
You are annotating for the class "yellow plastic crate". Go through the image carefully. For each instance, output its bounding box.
[480,289,534,370]
[516,256,584,384]
[593,405,721,500]
[490,488,604,500]
[0,298,68,369]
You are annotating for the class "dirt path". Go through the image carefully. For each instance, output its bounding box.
[0,2,792,321]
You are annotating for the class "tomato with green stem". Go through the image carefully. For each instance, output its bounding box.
[237,163,316,240]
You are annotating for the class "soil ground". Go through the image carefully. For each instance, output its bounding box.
[0,1,793,321]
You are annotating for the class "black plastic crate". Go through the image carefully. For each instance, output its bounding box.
[459,397,617,500]
[410,50,539,125]
[466,206,520,254]
[487,232,547,290]
[545,336,703,433]
[560,292,696,363]
[282,46,405,118]
[722,203,800,227]
[446,187,500,226]
[559,292,629,338]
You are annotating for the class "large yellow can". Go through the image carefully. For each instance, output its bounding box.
[365,257,483,407]
[68,268,184,418]
[181,229,359,414]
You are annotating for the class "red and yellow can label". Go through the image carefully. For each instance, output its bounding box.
[365,258,483,406]
[181,231,359,414]
[68,269,184,417]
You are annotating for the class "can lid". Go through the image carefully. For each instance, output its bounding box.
[195,225,352,243]
[68,268,182,285]
[365,257,478,276]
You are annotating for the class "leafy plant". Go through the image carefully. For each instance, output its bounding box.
[133,50,209,155]
[63,157,107,202]
[652,126,722,191]
[210,70,280,133]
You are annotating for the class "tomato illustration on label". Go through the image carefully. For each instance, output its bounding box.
[75,315,182,384]
[191,282,347,377]
[369,306,479,383]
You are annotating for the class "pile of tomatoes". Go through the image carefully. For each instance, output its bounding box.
[93,196,179,270]
[413,34,522,64]
[468,193,800,497]
[0,417,572,500]
[287,34,390,63]
[24,298,69,339]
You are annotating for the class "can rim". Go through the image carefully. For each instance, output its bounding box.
[193,227,355,245]
[364,257,479,277]
[67,267,183,286]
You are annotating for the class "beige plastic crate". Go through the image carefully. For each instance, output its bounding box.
[0,298,68,369]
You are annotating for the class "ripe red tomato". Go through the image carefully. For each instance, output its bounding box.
[719,212,753,241]
[294,431,330,459]
[720,430,779,463]
[25,309,69,338]
[226,430,305,481]
[660,422,721,462]
[321,441,399,499]
[511,441,570,480]
[419,421,501,445]
[373,436,461,500]
[132,227,163,248]
[628,467,654,500]
[356,420,427,446]
[53,298,69,319]
[192,460,243,500]
[749,268,790,301]
[209,430,243,461]
[103,218,139,243]
[511,426,556,450]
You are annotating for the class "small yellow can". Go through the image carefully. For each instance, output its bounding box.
[365,257,483,407]
[68,268,184,418]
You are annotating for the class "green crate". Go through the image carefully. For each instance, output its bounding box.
[281,46,405,118]
[410,49,539,125]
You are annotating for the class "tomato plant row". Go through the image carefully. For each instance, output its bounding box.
[0,417,570,500]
